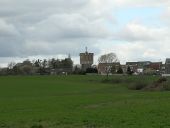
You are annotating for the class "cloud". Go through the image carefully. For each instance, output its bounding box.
[27,13,110,40]
[115,21,169,42]
[0,0,170,66]
[0,18,19,36]
[0,0,115,59]
[114,0,170,7]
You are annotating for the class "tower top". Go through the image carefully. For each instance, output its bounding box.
[68,53,71,59]
[85,47,88,53]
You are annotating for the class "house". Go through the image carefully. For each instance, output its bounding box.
[126,62,138,73]
[165,58,170,74]
[126,61,153,74]
[50,67,72,75]
[98,62,120,75]
[121,65,127,73]
[148,62,162,70]
[138,61,151,69]
[161,64,165,74]
[145,62,162,75]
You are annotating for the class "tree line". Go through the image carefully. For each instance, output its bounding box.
[0,58,73,75]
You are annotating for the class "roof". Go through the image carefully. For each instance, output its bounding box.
[126,62,138,65]
[166,58,170,64]
[138,61,151,65]
[98,62,120,65]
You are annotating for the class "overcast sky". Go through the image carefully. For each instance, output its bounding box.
[0,0,170,67]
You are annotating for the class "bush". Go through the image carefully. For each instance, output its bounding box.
[117,67,123,74]
[157,77,167,83]
[162,81,170,91]
[127,81,148,90]
[86,68,98,73]
[143,77,168,91]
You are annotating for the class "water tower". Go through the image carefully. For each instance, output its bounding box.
[80,47,94,71]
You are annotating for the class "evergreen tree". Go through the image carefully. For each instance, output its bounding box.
[117,66,123,74]
[127,66,133,75]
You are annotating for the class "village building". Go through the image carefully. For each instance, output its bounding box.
[121,65,127,73]
[143,62,162,75]
[126,62,138,73]
[165,58,170,74]
[148,62,162,70]
[138,61,151,69]
[98,62,120,75]
[126,61,162,75]
[161,64,165,74]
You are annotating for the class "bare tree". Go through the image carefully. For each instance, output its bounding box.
[98,53,119,79]
[8,62,16,69]
[98,53,119,63]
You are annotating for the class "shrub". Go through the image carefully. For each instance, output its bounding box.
[117,67,123,74]
[127,81,148,90]
[86,68,98,73]
[157,77,167,83]
[126,66,134,75]
[144,77,168,91]
[162,81,170,91]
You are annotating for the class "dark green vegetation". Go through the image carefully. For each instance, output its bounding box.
[0,75,170,128]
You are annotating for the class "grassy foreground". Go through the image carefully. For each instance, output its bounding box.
[0,75,170,128]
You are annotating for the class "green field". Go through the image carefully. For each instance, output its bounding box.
[0,75,170,128]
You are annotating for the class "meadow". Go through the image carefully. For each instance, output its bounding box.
[0,75,170,128]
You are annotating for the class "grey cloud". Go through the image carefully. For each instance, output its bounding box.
[1,0,170,66]
[0,19,20,36]
[114,22,169,42]
[0,0,112,58]
[27,14,110,40]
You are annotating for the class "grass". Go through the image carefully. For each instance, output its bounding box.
[0,75,170,127]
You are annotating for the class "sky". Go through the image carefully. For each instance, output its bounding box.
[0,0,170,67]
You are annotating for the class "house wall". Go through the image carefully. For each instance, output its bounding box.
[165,59,170,74]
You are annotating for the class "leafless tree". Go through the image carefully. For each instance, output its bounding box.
[8,62,16,69]
[98,53,119,79]
[98,53,119,63]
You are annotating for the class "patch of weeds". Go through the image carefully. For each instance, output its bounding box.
[144,77,168,91]
[83,120,97,128]
[111,78,122,84]
[162,81,170,91]
[0,123,10,128]
[101,78,123,84]
[127,81,148,90]
[157,77,167,83]
[101,79,110,83]
[30,124,43,128]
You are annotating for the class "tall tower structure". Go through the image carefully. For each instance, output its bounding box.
[80,47,94,71]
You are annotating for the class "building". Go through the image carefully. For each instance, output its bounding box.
[138,61,151,69]
[98,62,120,75]
[121,65,127,73]
[126,62,138,73]
[165,58,170,74]
[148,62,162,70]
[161,64,165,74]
[80,47,94,71]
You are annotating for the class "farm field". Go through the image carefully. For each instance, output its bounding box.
[0,75,170,128]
